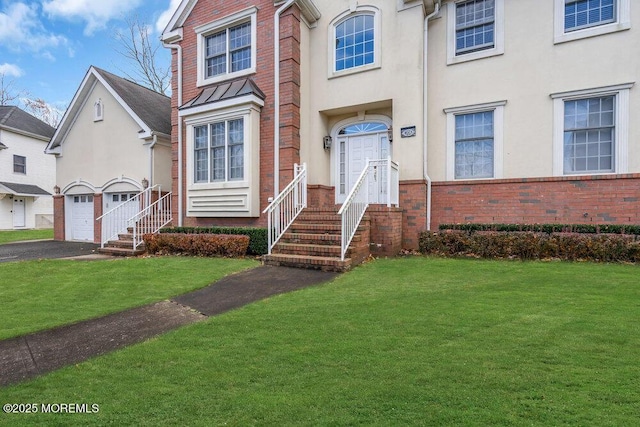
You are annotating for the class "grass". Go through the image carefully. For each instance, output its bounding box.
[0,228,53,244]
[0,256,258,339]
[2,257,640,425]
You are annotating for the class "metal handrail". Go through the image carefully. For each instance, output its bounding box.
[262,163,307,254]
[338,157,399,260]
[131,192,173,249]
[97,185,161,248]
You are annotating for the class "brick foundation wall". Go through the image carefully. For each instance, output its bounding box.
[93,193,103,244]
[368,206,403,257]
[431,174,640,229]
[307,185,334,208]
[399,180,429,249]
[53,195,64,241]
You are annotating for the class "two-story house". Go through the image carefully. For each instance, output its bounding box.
[0,106,55,230]
[162,0,639,269]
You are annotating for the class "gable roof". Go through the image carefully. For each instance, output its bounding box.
[47,66,171,153]
[161,0,321,42]
[0,106,55,141]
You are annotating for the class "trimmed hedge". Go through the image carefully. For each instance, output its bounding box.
[420,230,640,263]
[144,233,250,257]
[161,227,267,255]
[439,223,640,235]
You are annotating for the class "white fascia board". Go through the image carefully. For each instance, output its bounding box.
[162,0,198,35]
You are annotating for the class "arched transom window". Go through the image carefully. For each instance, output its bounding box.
[338,122,388,135]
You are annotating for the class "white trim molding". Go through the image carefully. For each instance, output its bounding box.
[554,0,631,44]
[551,83,634,176]
[446,0,504,65]
[195,7,258,87]
[444,100,507,181]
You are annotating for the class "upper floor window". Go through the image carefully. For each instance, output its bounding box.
[13,155,26,174]
[447,0,504,65]
[196,7,257,86]
[194,118,244,183]
[551,83,633,176]
[330,6,381,78]
[554,0,630,44]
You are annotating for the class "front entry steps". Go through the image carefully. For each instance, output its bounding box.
[263,208,370,272]
[98,228,145,257]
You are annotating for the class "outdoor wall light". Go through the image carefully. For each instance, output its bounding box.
[387,126,393,142]
[53,185,60,195]
[323,136,332,150]
[141,178,149,189]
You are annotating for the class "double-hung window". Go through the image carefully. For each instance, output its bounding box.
[552,83,633,176]
[554,0,630,44]
[447,0,504,64]
[196,8,257,86]
[194,118,244,183]
[445,101,506,180]
[13,155,26,174]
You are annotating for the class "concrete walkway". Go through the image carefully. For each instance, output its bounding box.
[0,265,338,387]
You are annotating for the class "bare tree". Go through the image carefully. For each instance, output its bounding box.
[114,16,171,95]
[0,72,27,106]
[22,97,63,128]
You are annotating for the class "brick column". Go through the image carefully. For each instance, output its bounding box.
[53,195,65,241]
[93,193,103,244]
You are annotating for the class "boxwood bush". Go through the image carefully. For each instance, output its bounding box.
[161,227,267,255]
[144,233,250,257]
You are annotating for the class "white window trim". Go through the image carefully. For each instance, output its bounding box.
[444,100,506,181]
[446,0,505,65]
[328,6,382,79]
[554,0,630,44]
[94,98,103,122]
[551,83,634,176]
[195,7,257,87]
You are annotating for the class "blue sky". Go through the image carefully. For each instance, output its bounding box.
[0,0,181,114]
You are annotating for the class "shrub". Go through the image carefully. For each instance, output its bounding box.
[144,233,250,257]
[161,227,267,255]
[419,230,640,263]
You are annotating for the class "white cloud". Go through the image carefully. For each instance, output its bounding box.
[43,0,143,35]
[0,63,24,77]
[156,0,182,34]
[0,2,67,53]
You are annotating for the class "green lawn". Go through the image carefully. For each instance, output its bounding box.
[0,228,53,244]
[2,257,639,426]
[0,257,258,339]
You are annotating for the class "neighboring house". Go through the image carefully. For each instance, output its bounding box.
[0,106,55,230]
[161,0,639,266]
[45,66,172,244]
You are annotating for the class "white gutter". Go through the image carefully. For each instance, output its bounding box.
[163,42,184,226]
[273,0,296,197]
[149,134,158,187]
[423,1,441,231]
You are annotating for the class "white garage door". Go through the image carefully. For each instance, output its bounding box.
[70,195,94,241]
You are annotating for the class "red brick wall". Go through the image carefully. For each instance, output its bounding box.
[399,180,429,249]
[431,174,640,229]
[368,206,403,256]
[170,1,302,227]
[53,195,65,241]
[308,185,334,208]
[93,193,103,244]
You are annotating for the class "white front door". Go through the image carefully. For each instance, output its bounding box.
[70,195,94,241]
[12,198,25,228]
[336,130,391,204]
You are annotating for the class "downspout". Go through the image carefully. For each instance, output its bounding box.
[273,0,297,197]
[423,1,441,231]
[149,134,157,188]
[163,42,184,226]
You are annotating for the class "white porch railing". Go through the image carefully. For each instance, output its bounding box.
[338,157,399,260]
[97,185,166,249]
[131,192,172,249]
[263,163,307,254]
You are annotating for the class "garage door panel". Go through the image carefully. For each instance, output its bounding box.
[69,195,94,241]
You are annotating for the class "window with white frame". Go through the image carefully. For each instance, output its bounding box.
[554,0,630,44]
[552,83,633,176]
[196,8,257,86]
[445,101,505,180]
[194,118,244,183]
[13,155,26,174]
[447,0,504,65]
[330,6,381,77]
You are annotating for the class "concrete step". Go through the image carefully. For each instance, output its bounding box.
[98,246,145,257]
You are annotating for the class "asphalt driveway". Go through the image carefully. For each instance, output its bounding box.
[0,240,100,262]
